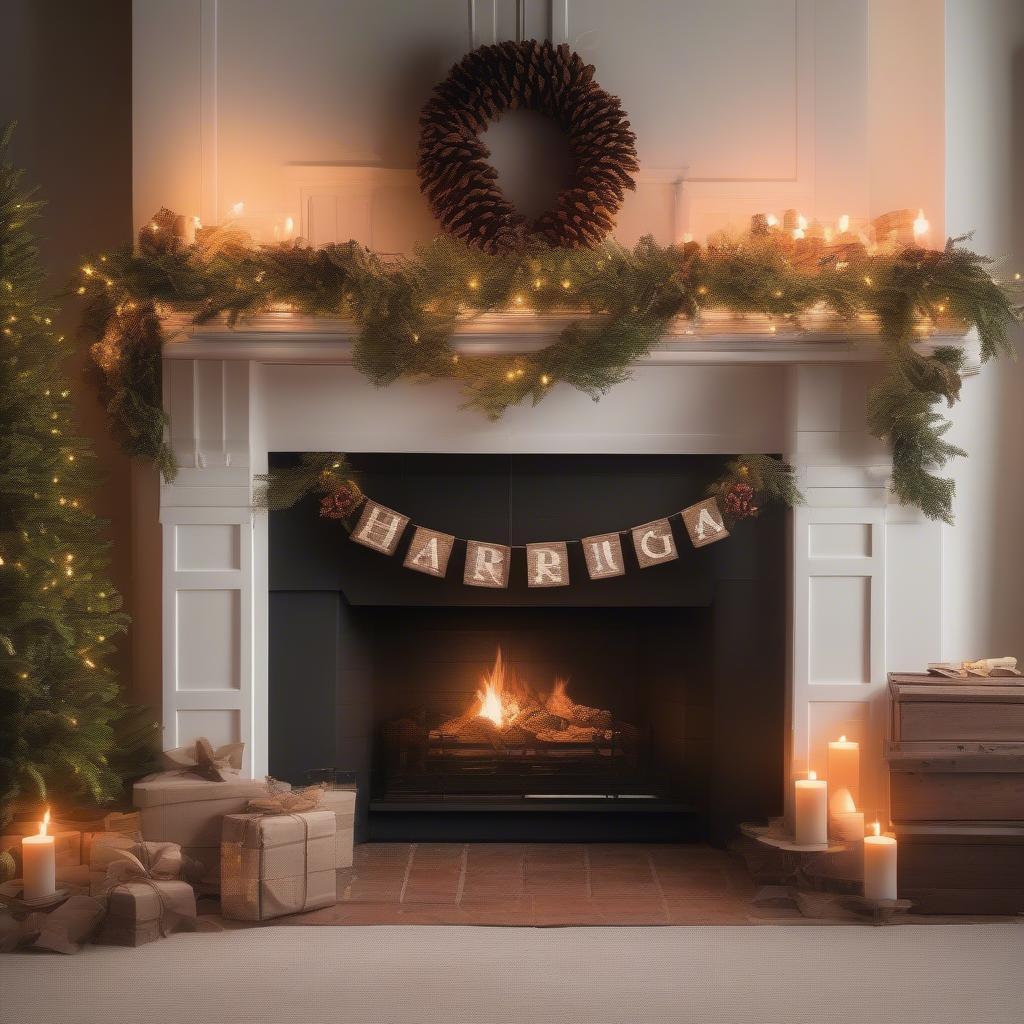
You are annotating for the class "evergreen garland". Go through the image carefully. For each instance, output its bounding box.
[79,211,1020,524]
[0,127,154,827]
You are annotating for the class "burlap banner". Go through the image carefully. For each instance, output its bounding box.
[346,495,734,588]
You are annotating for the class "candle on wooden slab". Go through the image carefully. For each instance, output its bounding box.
[829,787,865,843]
[863,821,898,900]
[827,735,860,813]
[21,809,56,902]
[794,770,828,846]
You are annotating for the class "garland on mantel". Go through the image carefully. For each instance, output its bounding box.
[77,209,1020,522]
[253,452,803,524]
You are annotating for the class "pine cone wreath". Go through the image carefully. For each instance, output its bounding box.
[417,40,639,254]
[319,483,365,520]
[724,482,759,520]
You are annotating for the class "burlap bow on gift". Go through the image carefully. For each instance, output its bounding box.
[246,777,325,815]
[161,737,245,781]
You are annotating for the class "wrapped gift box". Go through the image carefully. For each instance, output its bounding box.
[221,810,336,921]
[319,788,356,869]
[133,771,280,888]
[94,878,197,947]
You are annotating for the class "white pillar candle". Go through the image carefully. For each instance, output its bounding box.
[827,735,860,814]
[794,771,828,846]
[21,810,56,902]
[863,822,898,900]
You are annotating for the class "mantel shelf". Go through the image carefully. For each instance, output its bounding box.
[161,311,981,374]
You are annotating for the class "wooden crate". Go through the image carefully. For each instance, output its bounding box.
[887,747,1024,823]
[888,673,1024,743]
[894,826,1024,915]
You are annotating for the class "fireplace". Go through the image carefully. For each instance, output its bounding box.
[267,453,786,842]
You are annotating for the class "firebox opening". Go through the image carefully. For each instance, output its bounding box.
[268,453,786,844]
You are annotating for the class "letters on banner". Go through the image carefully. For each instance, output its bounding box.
[349,496,730,588]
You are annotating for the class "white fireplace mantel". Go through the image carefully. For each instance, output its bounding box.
[159,316,973,821]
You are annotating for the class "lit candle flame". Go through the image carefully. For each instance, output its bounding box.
[871,820,881,837]
[839,734,846,743]
[39,809,50,837]
[837,214,850,233]
[284,216,294,237]
[807,770,817,781]
[913,209,929,238]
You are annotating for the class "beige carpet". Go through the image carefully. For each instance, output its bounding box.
[3,923,1021,1024]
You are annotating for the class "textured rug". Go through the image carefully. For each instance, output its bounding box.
[3,922,1021,1024]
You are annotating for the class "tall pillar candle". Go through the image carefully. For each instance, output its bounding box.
[827,736,860,814]
[21,810,56,902]
[794,771,828,846]
[863,822,898,900]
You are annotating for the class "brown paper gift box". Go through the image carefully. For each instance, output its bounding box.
[94,878,197,947]
[133,771,282,887]
[220,811,337,921]
[318,788,356,869]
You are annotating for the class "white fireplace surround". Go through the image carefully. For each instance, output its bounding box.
[159,302,979,821]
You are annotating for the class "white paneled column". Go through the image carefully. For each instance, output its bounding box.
[160,359,258,775]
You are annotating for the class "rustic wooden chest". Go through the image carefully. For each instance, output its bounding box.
[886,672,1024,914]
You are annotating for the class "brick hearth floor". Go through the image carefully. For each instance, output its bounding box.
[264,843,761,926]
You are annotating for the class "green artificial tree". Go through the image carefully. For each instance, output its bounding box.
[0,125,150,838]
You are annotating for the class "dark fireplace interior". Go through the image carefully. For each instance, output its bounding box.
[269,453,785,843]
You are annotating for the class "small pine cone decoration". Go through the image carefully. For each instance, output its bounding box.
[319,483,364,520]
[724,482,759,520]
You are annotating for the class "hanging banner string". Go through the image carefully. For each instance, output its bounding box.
[343,494,732,589]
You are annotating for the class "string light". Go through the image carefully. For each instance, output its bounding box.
[560,279,571,290]
[82,265,94,277]
[513,294,524,306]
[468,277,479,290]
[540,374,550,386]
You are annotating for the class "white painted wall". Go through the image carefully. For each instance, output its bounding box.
[942,0,1024,659]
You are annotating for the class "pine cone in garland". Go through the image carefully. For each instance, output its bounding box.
[319,483,365,520]
[724,482,759,520]
[417,40,639,254]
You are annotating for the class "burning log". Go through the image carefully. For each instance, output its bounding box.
[545,679,612,729]
[534,724,613,744]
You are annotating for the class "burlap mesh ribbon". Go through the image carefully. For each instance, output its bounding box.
[246,777,325,814]
[161,737,245,781]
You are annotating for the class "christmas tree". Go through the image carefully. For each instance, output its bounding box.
[0,125,146,830]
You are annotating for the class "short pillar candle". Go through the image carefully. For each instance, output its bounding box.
[827,735,860,814]
[863,822,898,900]
[21,810,56,903]
[794,770,828,846]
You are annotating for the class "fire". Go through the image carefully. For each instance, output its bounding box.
[871,820,881,837]
[39,809,50,837]
[477,648,507,728]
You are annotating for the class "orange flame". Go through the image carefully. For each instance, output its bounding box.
[477,648,506,728]
[871,820,881,837]
[39,809,50,837]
